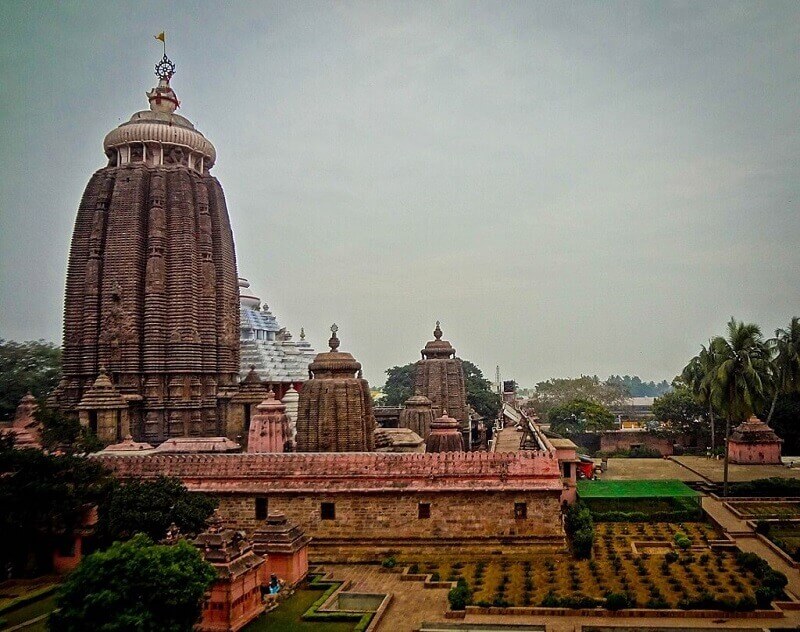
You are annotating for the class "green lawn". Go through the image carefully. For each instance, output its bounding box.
[243,587,357,632]
[0,593,58,629]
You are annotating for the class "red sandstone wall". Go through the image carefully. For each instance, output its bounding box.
[729,442,782,465]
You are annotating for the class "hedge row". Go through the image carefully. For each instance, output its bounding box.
[303,575,373,630]
[591,509,703,523]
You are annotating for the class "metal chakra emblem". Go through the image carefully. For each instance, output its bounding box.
[155,54,176,81]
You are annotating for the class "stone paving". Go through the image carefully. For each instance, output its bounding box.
[494,426,524,452]
[673,455,800,483]
[597,457,703,481]
[320,563,449,632]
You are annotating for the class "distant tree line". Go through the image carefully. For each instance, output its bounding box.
[606,374,671,397]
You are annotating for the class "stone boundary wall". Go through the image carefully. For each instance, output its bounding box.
[98,451,566,559]
[98,451,564,493]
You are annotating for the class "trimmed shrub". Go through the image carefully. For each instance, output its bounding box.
[605,592,632,610]
[448,581,471,611]
[381,556,397,569]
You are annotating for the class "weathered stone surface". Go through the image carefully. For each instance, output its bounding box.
[295,326,375,452]
[55,60,240,444]
[193,512,264,632]
[252,513,310,586]
[425,411,464,453]
[398,393,434,439]
[2,393,42,449]
[247,390,291,453]
[414,322,468,432]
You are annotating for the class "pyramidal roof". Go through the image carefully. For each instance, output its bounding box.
[238,278,316,382]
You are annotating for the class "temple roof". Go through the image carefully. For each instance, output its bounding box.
[421,321,456,359]
[730,416,783,444]
[239,278,316,382]
[77,368,128,410]
[252,513,310,555]
[193,513,264,580]
[308,325,362,378]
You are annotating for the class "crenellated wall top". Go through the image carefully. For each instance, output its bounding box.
[97,450,563,493]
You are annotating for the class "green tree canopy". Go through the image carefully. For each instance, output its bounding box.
[381,364,416,406]
[462,360,501,419]
[652,387,708,444]
[0,339,61,421]
[49,534,217,632]
[97,476,217,546]
[0,438,111,575]
[606,375,671,397]
[528,376,627,418]
[548,399,615,434]
[766,316,800,423]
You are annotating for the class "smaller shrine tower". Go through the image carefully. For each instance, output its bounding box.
[425,410,465,453]
[414,322,468,439]
[295,325,376,452]
[398,392,434,440]
[247,390,292,453]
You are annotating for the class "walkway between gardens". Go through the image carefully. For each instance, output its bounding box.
[702,495,800,597]
[319,564,449,632]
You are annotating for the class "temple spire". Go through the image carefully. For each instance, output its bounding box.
[434,320,442,340]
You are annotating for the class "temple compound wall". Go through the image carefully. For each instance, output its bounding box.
[100,451,565,561]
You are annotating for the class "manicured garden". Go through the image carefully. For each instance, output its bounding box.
[244,575,373,632]
[732,501,800,519]
[401,522,785,611]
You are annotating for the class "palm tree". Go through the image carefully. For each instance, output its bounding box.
[710,319,771,497]
[681,343,718,451]
[766,317,800,424]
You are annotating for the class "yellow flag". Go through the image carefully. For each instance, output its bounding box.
[154,31,165,43]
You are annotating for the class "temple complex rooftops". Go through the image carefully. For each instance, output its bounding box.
[97,451,563,493]
[238,278,316,383]
[193,513,264,581]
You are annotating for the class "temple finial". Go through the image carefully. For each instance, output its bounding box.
[328,323,340,352]
[300,327,306,340]
[148,35,179,113]
[434,321,442,341]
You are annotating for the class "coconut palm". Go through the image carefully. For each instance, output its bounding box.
[766,317,800,424]
[710,318,771,497]
[681,343,719,451]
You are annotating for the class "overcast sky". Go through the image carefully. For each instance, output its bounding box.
[1,1,798,387]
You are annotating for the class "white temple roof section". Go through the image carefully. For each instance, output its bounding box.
[238,277,316,382]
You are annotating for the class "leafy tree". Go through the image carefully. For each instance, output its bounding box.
[381,364,416,406]
[49,534,216,632]
[529,376,627,418]
[0,339,61,421]
[548,399,614,434]
[764,393,800,454]
[381,360,501,420]
[710,319,771,496]
[462,360,501,420]
[652,387,707,446]
[681,343,721,451]
[766,317,800,424]
[36,404,103,455]
[607,375,671,397]
[0,438,111,575]
[97,476,217,546]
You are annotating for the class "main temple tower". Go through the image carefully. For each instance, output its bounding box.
[53,51,240,443]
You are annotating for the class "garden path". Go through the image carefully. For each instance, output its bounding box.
[319,563,450,632]
[703,496,800,597]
